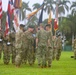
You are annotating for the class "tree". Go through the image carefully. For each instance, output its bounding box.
[44,0,54,14]
[21,1,31,20]
[70,1,76,16]
[32,3,41,10]
[57,0,70,15]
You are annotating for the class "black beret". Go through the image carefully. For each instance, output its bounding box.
[20,24,25,27]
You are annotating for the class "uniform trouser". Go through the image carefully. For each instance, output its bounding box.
[22,48,28,63]
[32,48,36,64]
[0,44,2,59]
[12,46,16,64]
[15,48,23,66]
[56,49,61,60]
[21,47,33,65]
[27,48,33,65]
[52,48,56,60]
[36,46,47,67]
[46,47,53,66]
[3,44,11,64]
[74,49,76,59]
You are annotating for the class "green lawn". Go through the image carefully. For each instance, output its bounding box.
[0,51,76,75]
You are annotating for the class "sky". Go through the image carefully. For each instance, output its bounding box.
[2,0,76,19]
[2,0,44,11]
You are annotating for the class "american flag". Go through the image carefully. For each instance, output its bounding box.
[0,0,2,30]
[0,0,2,19]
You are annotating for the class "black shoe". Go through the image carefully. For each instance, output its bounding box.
[71,56,74,58]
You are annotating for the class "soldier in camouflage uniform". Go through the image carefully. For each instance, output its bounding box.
[22,25,34,65]
[72,38,76,59]
[15,24,24,67]
[56,34,62,60]
[3,32,11,64]
[36,23,49,68]
[52,35,57,60]
[45,24,53,67]
[0,30,3,59]
[32,33,36,64]
[10,30,16,64]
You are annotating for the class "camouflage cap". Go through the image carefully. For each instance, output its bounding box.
[28,25,35,29]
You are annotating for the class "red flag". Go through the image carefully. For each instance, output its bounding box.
[0,0,2,19]
[54,19,58,31]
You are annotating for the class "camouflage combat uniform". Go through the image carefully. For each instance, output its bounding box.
[10,31,16,64]
[0,31,3,59]
[22,30,34,65]
[15,29,23,66]
[36,29,49,67]
[72,39,76,59]
[46,30,53,67]
[31,33,36,64]
[3,34,11,64]
[56,36,62,60]
[52,36,57,60]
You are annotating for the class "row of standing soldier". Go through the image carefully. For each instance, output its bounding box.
[0,23,62,68]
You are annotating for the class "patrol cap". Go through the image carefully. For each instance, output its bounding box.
[28,25,34,29]
[45,24,50,27]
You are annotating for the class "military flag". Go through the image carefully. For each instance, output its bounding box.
[5,0,14,36]
[8,0,14,18]
[14,0,22,8]
[13,9,19,32]
[48,10,52,24]
[54,18,58,31]
[26,3,44,19]
[38,3,44,25]
[0,0,2,19]
[5,12,10,36]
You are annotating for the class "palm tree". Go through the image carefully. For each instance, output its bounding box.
[32,3,41,10]
[70,1,76,16]
[44,0,54,14]
[57,0,70,15]
[20,1,31,20]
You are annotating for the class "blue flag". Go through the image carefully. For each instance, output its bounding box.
[38,3,44,26]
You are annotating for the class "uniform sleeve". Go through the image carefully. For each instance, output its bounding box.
[36,31,39,38]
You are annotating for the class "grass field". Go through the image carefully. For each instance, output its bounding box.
[0,51,76,75]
